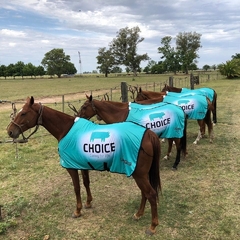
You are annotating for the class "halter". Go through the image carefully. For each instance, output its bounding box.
[9,103,44,142]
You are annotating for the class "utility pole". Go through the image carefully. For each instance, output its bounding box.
[78,51,82,75]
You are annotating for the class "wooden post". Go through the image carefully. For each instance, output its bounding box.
[190,73,195,89]
[121,82,128,102]
[169,76,173,87]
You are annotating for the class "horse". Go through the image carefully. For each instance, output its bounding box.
[78,95,187,170]
[135,88,214,144]
[7,96,161,235]
[161,84,217,124]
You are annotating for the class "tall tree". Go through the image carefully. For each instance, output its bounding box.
[96,47,115,77]
[109,26,149,76]
[158,36,180,74]
[41,48,76,78]
[14,61,25,78]
[176,32,202,74]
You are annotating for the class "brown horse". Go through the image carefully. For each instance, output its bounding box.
[135,88,214,144]
[7,96,161,235]
[162,84,217,124]
[78,95,187,170]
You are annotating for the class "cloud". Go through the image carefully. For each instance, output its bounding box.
[0,0,240,70]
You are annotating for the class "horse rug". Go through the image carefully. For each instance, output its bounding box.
[126,102,185,138]
[163,94,208,119]
[58,117,146,177]
[179,87,214,102]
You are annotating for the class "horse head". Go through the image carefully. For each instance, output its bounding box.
[135,87,150,101]
[7,96,43,140]
[78,95,97,120]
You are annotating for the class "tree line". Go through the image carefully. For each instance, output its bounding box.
[0,49,77,79]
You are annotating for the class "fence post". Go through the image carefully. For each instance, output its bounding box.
[121,81,128,102]
[169,76,173,86]
[190,73,195,89]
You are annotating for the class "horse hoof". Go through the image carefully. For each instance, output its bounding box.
[163,156,168,160]
[145,228,155,235]
[193,141,197,144]
[85,203,92,209]
[72,212,81,218]
[133,213,141,221]
[172,167,177,171]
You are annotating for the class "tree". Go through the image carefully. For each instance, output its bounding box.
[218,59,240,78]
[34,65,45,77]
[23,63,36,78]
[203,64,210,71]
[109,26,149,76]
[41,48,76,78]
[158,36,181,74]
[14,61,25,79]
[176,32,202,74]
[96,47,115,77]
[0,65,7,79]
[231,53,240,59]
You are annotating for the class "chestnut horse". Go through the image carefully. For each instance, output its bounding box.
[7,96,161,235]
[78,95,187,170]
[135,88,214,144]
[162,84,217,124]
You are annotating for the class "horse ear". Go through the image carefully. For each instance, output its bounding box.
[85,94,89,99]
[89,95,93,101]
[30,96,34,105]
[139,87,142,93]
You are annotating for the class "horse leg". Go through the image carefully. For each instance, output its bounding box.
[133,190,147,220]
[172,139,181,170]
[133,176,159,235]
[193,120,205,144]
[66,169,82,218]
[81,170,93,208]
[163,139,173,160]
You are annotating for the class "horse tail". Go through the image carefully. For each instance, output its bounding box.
[148,130,162,198]
[213,91,217,123]
[180,116,188,157]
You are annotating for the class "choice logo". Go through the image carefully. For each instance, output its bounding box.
[84,131,116,154]
[178,99,194,111]
[146,112,170,130]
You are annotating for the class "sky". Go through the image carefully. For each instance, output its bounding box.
[0,0,240,73]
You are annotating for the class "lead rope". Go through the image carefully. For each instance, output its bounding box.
[9,102,20,159]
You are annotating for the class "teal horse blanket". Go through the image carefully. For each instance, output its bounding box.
[178,87,215,102]
[126,102,185,138]
[163,94,208,120]
[58,118,146,177]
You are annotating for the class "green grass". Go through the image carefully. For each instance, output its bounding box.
[0,73,239,239]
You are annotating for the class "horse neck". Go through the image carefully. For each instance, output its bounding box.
[41,105,75,141]
[143,91,165,99]
[168,86,182,92]
[94,100,129,123]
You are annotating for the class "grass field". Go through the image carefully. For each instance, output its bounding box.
[0,74,239,239]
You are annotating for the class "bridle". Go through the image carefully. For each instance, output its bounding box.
[8,103,44,142]
[79,100,99,120]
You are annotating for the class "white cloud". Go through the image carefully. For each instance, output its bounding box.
[1,0,240,70]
